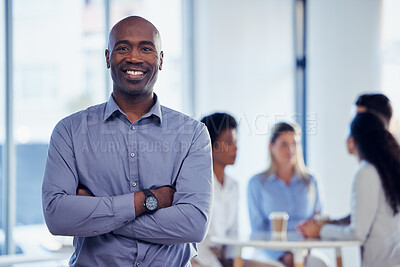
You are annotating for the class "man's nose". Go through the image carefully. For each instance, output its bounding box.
[127,48,144,63]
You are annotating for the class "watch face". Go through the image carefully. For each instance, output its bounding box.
[146,196,158,211]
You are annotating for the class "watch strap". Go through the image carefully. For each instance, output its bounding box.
[143,189,158,213]
[143,189,154,198]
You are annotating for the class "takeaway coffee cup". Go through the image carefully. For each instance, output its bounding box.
[268,212,289,238]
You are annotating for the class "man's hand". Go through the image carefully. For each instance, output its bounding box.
[77,187,94,196]
[77,184,176,219]
[134,186,176,217]
[152,186,176,209]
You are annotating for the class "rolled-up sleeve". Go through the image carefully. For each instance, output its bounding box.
[42,120,135,237]
[113,124,213,245]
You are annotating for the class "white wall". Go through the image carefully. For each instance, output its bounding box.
[307,0,381,265]
[194,0,295,241]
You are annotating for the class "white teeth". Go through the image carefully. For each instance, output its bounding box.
[126,70,144,75]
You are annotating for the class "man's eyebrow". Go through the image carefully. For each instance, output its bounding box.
[113,40,130,49]
[112,40,157,49]
[139,40,156,48]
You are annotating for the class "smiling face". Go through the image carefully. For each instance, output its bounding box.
[270,131,297,166]
[105,17,163,97]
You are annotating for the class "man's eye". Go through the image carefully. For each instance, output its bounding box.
[142,47,153,52]
[116,46,129,51]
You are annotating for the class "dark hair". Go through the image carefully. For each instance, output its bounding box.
[355,93,392,125]
[350,112,400,215]
[201,113,237,148]
[270,122,296,143]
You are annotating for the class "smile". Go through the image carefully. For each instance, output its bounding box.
[123,69,147,80]
[126,70,144,75]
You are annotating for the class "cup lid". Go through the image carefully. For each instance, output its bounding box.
[268,211,289,220]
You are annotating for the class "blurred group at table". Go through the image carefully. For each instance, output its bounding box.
[193,93,400,267]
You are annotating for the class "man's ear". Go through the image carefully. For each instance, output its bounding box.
[105,49,110,68]
[159,51,164,70]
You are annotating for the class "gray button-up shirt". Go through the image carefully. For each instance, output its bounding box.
[42,94,213,266]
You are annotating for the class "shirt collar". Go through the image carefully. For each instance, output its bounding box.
[269,172,301,183]
[141,93,162,124]
[212,172,232,190]
[103,93,163,124]
[103,94,124,121]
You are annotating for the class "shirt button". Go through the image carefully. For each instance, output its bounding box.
[93,231,98,235]
[131,182,137,187]
[131,125,135,130]
[136,263,140,266]
[130,152,135,158]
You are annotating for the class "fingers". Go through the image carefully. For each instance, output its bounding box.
[153,186,176,209]
[296,220,315,238]
[77,188,93,196]
[296,220,307,228]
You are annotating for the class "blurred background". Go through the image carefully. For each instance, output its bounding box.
[1,0,400,266]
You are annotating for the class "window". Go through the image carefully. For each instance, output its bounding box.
[110,0,184,111]
[1,0,186,261]
[0,0,5,253]
[382,0,400,140]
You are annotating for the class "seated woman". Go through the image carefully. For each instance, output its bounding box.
[248,122,328,267]
[192,112,274,267]
[298,112,400,266]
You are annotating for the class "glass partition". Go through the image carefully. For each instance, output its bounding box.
[110,0,184,111]
[382,0,400,140]
[0,0,5,254]
[1,0,185,262]
[12,0,106,260]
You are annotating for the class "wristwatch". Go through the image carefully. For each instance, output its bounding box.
[143,189,158,213]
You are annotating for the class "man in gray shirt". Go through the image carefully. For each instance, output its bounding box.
[42,16,213,266]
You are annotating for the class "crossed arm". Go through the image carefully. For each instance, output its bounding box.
[42,121,213,245]
[77,186,175,217]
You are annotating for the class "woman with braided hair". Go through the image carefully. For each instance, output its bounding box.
[298,112,400,266]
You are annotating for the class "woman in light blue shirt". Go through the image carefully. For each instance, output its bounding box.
[248,122,328,267]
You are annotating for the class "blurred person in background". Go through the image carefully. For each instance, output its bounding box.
[326,92,394,226]
[354,93,392,128]
[192,113,274,267]
[298,112,400,267]
[248,122,329,267]
[354,92,400,143]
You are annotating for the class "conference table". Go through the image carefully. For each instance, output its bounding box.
[211,232,361,267]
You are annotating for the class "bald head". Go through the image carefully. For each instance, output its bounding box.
[105,16,164,98]
[108,16,162,52]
